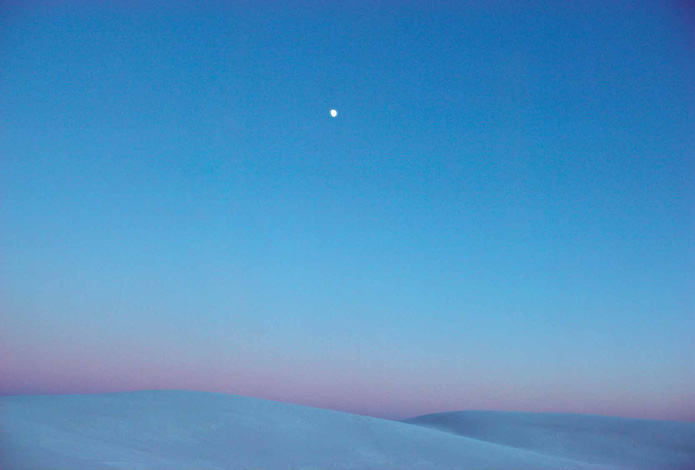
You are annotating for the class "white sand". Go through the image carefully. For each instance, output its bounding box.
[2,390,693,469]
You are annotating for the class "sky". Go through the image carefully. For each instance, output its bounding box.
[1,1,693,421]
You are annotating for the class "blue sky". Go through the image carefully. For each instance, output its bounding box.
[1,1,693,420]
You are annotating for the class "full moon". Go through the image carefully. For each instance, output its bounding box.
[330,109,338,118]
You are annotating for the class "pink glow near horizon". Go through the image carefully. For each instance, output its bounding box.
[2,346,693,422]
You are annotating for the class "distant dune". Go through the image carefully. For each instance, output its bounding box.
[2,391,694,469]
[405,410,695,470]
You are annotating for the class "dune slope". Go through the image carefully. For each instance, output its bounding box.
[404,410,695,470]
[2,391,693,470]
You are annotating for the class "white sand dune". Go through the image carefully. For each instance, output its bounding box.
[404,410,695,470]
[1,391,693,470]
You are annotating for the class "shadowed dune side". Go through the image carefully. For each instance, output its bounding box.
[404,410,695,470]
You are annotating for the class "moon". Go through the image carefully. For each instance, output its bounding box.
[330,109,338,118]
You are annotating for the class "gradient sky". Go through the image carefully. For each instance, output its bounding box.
[1,1,694,421]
